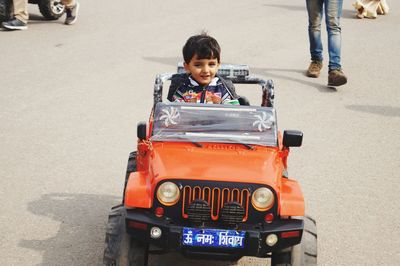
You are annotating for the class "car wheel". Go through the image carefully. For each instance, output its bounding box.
[103,205,149,266]
[38,0,65,20]
[271,216,317,266]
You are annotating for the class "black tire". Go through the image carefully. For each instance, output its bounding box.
[0,0,12,22]
[126,151,137,179]
[271,216,317,266]
[103,205,148,266]
[122,151,137,203]
[38,0,65,20]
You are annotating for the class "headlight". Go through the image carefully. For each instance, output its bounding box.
[251,187,274,211]
[157,182,180,206]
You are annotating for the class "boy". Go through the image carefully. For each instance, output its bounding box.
[167,33,238,104]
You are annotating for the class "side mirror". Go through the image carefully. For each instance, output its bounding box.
[137,122,147,140]
[283,130,303,147]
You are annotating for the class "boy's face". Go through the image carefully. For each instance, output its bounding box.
[184,54,220,86]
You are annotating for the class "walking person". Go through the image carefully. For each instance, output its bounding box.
[306,0,347,87]
[2,0,79,30]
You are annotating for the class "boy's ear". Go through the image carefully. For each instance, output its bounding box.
[183,62,190,73]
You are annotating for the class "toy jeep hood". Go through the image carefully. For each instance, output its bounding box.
[149,142,283,185]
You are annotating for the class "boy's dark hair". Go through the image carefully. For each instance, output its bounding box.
[182,33,221,63]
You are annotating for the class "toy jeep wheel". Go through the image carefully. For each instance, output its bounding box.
[103,206,148,266]
[38,0,65,20]
[0,0,12,22]
[271,216,317,266]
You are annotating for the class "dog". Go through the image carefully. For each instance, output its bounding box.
[353,0,389,19]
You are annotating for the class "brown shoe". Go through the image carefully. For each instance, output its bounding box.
[328,69,347,86]
[307,61,323,78]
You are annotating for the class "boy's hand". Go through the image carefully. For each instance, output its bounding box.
[210,94,222,104]
[205,92,222,104]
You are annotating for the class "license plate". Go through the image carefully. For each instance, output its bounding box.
[182,227,245,248]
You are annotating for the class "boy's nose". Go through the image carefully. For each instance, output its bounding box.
[201,66,210,73]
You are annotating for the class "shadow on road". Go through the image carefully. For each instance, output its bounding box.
[263,4,305,12]
[19,193,267,266]
[148,253,267,266]
[24,14,64,25]
[345,104,400,117]
[20,193,119,266]
[29,14,49,21]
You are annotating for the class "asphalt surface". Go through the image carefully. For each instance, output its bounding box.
[1,0,399,265]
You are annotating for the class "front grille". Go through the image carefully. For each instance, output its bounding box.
[182,185,250,222]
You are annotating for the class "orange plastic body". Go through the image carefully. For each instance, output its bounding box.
[124,129,304,216]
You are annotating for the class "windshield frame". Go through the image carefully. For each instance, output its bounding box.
[150,102,278,147]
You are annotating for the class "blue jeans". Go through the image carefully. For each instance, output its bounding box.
[306,0,343,70]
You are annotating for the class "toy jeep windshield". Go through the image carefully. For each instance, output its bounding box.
[103,65,317,266]
[152,103,277,146]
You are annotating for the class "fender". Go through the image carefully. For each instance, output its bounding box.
[124,171,153,208]
[279,178,305,216]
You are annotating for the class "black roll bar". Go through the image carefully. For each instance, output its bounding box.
[153,73,274,108]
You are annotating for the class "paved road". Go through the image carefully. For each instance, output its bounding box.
[1,0,399,265]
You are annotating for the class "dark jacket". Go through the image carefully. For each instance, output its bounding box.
[167,73,238,104]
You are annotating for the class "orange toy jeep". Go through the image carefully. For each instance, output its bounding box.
[103,65,317,266]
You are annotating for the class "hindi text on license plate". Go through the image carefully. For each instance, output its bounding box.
[182,227,245,248]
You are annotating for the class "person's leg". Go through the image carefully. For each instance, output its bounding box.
[325,0,347,86]
[306,0,324,77]
[306,0,324,62]
[1,0,28,30]
[13,0,28,23]
[325,0,343,70]
[61,0,79,25]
